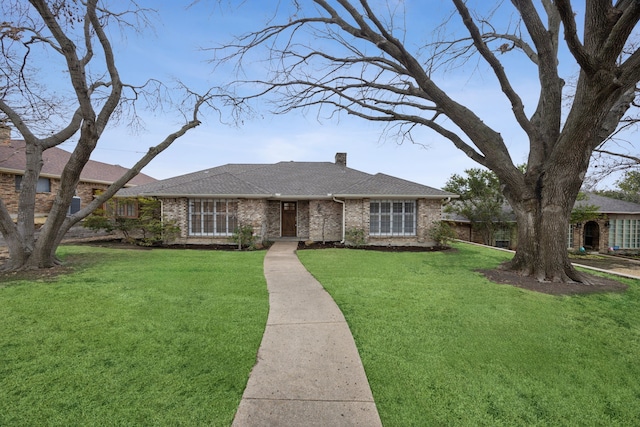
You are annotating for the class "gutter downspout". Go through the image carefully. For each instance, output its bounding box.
[160,199,165,243]
[332,196,346,243]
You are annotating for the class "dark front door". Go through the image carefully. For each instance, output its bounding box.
[584,221,600,250]
[282,202,297,237]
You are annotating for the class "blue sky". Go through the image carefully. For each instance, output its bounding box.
[31,1,623,189]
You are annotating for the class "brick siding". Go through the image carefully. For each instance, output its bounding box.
[309,200,342,242]
[158,196,445,247]
[1,172,108,218]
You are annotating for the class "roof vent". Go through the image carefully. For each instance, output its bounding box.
[335,152,347,167]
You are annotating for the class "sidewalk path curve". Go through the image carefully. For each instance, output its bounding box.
[232,241,382,426]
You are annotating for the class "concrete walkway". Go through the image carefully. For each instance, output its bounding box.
[232,242,382,427]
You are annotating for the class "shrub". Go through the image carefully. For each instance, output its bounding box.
[345,227,367,247]
[428,221,457,247]
[231,224,256,250]
[83,198,180,246]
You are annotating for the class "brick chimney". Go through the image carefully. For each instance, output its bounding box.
[335,152,347,167]
[0,121,10,145]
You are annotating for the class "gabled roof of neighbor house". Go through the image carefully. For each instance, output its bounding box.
[0,139,155,186]
[117,157,456,199]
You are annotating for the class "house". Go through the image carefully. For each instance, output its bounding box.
[445,204,516,249]
[0,124,156,222]
[447,192,640,254]
[116,153,457,247]
[569,193,640,253]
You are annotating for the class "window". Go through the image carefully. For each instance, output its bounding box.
[116,199,138,218]
[15,175,51,193]
[370,200,416,236]
[567,224,574,249]
[189,199,238,236]
[494,226,511,248]
[609,219,640,249]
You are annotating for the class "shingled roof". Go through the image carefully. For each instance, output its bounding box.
[445,192,640,223]
[576,193,640,214]
[117,159,454,199]
[0,139,155,186]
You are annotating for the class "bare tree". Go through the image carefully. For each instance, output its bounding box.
[0,0,212,270]
[215,0,640,283]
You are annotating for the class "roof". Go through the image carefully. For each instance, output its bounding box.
[117,159,455,199]
[445,192,640,223]
[576,193,640,214]
[0,139,155,186]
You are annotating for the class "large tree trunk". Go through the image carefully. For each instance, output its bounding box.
[500,148,590,283]
[507,199,584,283]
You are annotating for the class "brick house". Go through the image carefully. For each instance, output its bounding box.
[116,153,457,247]
[0,125,155,222]
[569,193,640,253]
[447,193,640,254]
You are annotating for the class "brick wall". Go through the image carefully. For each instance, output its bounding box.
[309,200,342,242]
[76,182,109,208]
[160,198,188,243]
[344,198,443,246]
[0,173,20,214]
[1,172,109,217]
[345,199,368,233]
[297,200,310,239]
[417,198,442,244]
[237,199,268,240]
[158,196,446,247]
[266,200,281,239]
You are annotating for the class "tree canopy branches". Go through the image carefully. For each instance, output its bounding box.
[214,0,640,283]
[0,0,217,270]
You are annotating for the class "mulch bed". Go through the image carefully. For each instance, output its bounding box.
[479,268,628,295]
[296,241,450,252]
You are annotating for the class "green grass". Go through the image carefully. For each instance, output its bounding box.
[298,243,640,426]
[0,246,268,426]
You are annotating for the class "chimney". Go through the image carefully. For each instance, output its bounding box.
[0,121,10,145]
[335,152,347,167]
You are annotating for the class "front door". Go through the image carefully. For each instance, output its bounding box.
[282,202,297,237]
[584,221,600,250]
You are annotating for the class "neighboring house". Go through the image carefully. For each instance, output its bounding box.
[569,193,640,253]
[445,204,516,249]
[116,153,457,247]
[447,192,640,254]
[0,125,155,222]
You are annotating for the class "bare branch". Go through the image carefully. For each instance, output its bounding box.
[452,0,535,140]
[554,0,594,73]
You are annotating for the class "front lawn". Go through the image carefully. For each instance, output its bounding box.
[298,243,640,426]
[0,246,268,426]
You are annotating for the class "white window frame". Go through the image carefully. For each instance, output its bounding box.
[609,219,640,249]
[567,224,574,249]
[369,200,416,236]
[189,199,238,236]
